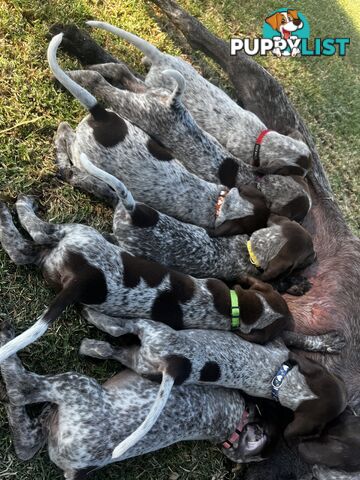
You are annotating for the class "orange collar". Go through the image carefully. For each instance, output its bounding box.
[215,189,229,218]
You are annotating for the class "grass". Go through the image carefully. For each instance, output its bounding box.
[0,0,359,478]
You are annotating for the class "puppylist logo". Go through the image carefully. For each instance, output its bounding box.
[231,8,350,57]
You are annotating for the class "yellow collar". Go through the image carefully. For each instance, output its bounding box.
[247,241,261,268]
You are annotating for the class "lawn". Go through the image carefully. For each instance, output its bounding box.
[0,0,359,479]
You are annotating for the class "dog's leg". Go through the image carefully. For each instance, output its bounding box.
[15,196,62,245]
[3,401,50,461]
[0,203,39,265]
[82,308,133,337]
[66,70,117,106]
[282,331,346,354]
[88,63,147,93]
[55,122,117,207]
[79,338,139,370]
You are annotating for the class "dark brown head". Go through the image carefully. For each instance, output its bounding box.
[249,215,316,281]
[233,275,294,343]
[298,409,360,472]
[212,186,270,236]
[284,353,347,442]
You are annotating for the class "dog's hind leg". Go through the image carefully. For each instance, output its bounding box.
[15,196,62,245]
[82,308,134,337]
[3,400,50,460]
[80,338,139,370]
[55,122,117,207]
[88,63,147,93]
[0,203,39,265]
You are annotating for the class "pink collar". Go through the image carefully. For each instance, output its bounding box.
[253,129,272,166]
[222,408,250,449]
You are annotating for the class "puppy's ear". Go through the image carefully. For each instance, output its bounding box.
[261,255,293,281]
[267,214,289,226]
[265,12,283,31]
[298,411,360,471]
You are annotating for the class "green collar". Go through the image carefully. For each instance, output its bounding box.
[230,290,240,330]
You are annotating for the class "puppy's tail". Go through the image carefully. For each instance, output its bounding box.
[162,69,185,103]
[47,33,97,111]
[0,285,78,364]
[79,153,135,211]
[111,373,175,459]
[86,21,163,64]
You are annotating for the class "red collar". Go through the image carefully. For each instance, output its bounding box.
[253,129,272,166]
[222,408,249,449]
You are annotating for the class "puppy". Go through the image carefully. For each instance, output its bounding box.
[63,65,312,222]
[77,317,346,459]
[85,21,312,174]
[48,34,269,237]
[0,322,285,478]
[0,196,293,362]
[78,154,316,282]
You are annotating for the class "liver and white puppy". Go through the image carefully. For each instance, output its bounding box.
[0,196,293,363]
[0,321,287,479]
[77,154,316,282]
[78,317,346,459]
[63,65,312,223]
[48,34,268,237]
[85,21,311,175]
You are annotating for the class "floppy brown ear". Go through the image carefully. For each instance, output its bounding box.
[287,9,299,19]
[267,214,289,226]
[298,412,360,471]
[261,256,293,281]
[265,12,282,31]
[210,220,244,237]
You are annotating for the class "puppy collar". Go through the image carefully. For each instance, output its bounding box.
[271,361,295,401]
[230,290,240,330]
[215,189,229,218]
[247,241,261,269]
[222,407,250,449]
[253,129,272,166]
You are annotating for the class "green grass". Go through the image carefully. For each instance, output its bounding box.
[0,0,359,478]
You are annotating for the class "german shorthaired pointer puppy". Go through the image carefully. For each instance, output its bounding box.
[85,21,312,176]
[78,153,315,282]
[48,34,269,237]
[64,65,312,224]
[0,321,287,478]
[0,196,293,362]
[78,316,346,459]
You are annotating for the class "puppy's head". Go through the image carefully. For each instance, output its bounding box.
[284,353,347,442]
[232,275,293,343]
[257,175,311,223]
[248,215,315,281]
[255,130,311,177]
[298,409,360,472]
[213,186,269,236]
[222,398,291,463]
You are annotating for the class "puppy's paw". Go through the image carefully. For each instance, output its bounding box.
[79,338,113,359]
[16,195,38,212]
[318,331,347,354]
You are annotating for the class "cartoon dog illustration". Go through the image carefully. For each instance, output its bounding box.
[265,9,304,57]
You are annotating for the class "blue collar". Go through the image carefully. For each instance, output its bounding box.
[271,361,295,401]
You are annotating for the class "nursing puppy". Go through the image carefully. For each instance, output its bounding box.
[78,154,316,282]
[85,21,312,175]
[0,196,293,363]
[0,322,285,478]
[78,317,346,459]
[48,34,268,237]
[64,65,312,222]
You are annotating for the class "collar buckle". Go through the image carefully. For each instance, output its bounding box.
[271,361,294,401]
